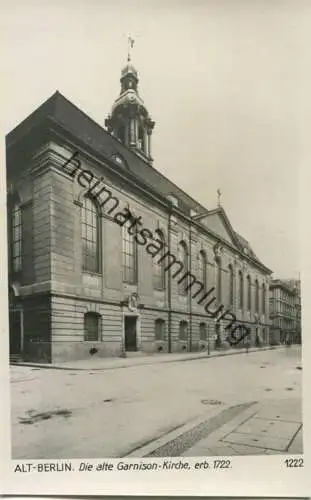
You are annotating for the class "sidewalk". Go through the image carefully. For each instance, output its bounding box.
[11,345,282,372]
[126,397,302,458]
[182,398,303,456]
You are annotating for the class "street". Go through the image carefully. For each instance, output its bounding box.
[10,346,302,459]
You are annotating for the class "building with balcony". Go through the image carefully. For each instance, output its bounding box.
[7,57,272,363]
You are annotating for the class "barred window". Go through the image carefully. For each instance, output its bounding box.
[81,197,100,273]
[255,279,259,312]
[229,264,234,306]
[84,312,101,341]
[153,230,166,290]
[122,223,137,284]
[177,241,188,295]
[199,322,207,341]
[179,320,188,340]
[247,275,252,311]
[11,203,22,272]
[262,284,266,314]
[239,271,244,309]
[155,318,166,341]
[198,250,207,290]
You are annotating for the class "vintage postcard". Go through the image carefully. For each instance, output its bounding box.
[1,0,310,496]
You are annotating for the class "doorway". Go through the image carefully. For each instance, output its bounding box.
[124,316,137,351]
[9,309,22,357]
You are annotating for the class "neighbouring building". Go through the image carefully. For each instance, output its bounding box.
[269,279,301,344]
[7,56,272,363]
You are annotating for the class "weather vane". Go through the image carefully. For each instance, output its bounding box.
[217,188,222,207]
[127,35,135,62]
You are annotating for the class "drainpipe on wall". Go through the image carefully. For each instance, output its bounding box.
[167,209,172,353]
[189,219,192,352]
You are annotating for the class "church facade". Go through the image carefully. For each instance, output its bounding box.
[7,57,272,363]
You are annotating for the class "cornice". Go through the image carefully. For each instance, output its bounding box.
[24,118,271,277]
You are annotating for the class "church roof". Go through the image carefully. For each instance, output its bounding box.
[234,232,259,260]
[6,91,208,216]
[6,90,271,274]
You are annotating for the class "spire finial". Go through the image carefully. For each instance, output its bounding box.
[217,188,222,207]
[127,35,135,62]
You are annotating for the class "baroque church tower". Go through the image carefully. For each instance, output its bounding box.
[105,40,155,163]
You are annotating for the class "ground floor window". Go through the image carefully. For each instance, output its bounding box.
[155,318,166,341]
[179,320,188,341]
[199,322,207,341]
[84,312,101,341]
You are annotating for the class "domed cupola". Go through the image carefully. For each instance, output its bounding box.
[105,37,155,163]
[120,62,138,92]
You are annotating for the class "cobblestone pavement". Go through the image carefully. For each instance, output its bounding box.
[10,346,302,459]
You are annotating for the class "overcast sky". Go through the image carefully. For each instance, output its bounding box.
[1,0,308,278]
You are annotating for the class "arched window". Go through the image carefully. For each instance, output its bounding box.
[229,264,234,307]
[11,203,22,272]
[247,275,252,311]
[178,241,188,295]
[153,230,166,290]
[199,322,207,341]
[255,279,259,312]
[155,318,166,341]
[122,223,138,284]
[84,312,101,342]
[216,257,222,303]
[198,250,207,290]
[179,320,188,340]
[81,196,100,273]
[239,271,244,309]
[262,284,266,314]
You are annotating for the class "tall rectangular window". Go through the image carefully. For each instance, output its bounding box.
[153,230,165,290]
[177,241,188,295]
[229,264,234,307]
[247,275,252,311]
[81,197,100,273]
[239,271,244,309]
[262,285,266,314]
[216,258,222,303]
[122,224,137,284]
[255,280,259,312]
[198,251,207,291]
[12,204,22,272]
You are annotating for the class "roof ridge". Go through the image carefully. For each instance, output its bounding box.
[6,90,60,141]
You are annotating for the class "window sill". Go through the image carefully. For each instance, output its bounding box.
[82,271,102,277]
[83,340,102,343]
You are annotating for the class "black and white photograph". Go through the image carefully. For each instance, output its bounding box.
[1,0,310,496]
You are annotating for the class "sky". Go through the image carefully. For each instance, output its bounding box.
[1,0,308,278]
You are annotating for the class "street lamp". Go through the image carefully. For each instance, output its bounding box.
[207,323,211,355]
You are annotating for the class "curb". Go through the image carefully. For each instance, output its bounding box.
[125,401,257,458]
[10,346,282,372]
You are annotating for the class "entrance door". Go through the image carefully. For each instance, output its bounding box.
[9,310,22,356]
[124,316,137,351]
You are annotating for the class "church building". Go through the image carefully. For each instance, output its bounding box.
[7,52,272,363]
